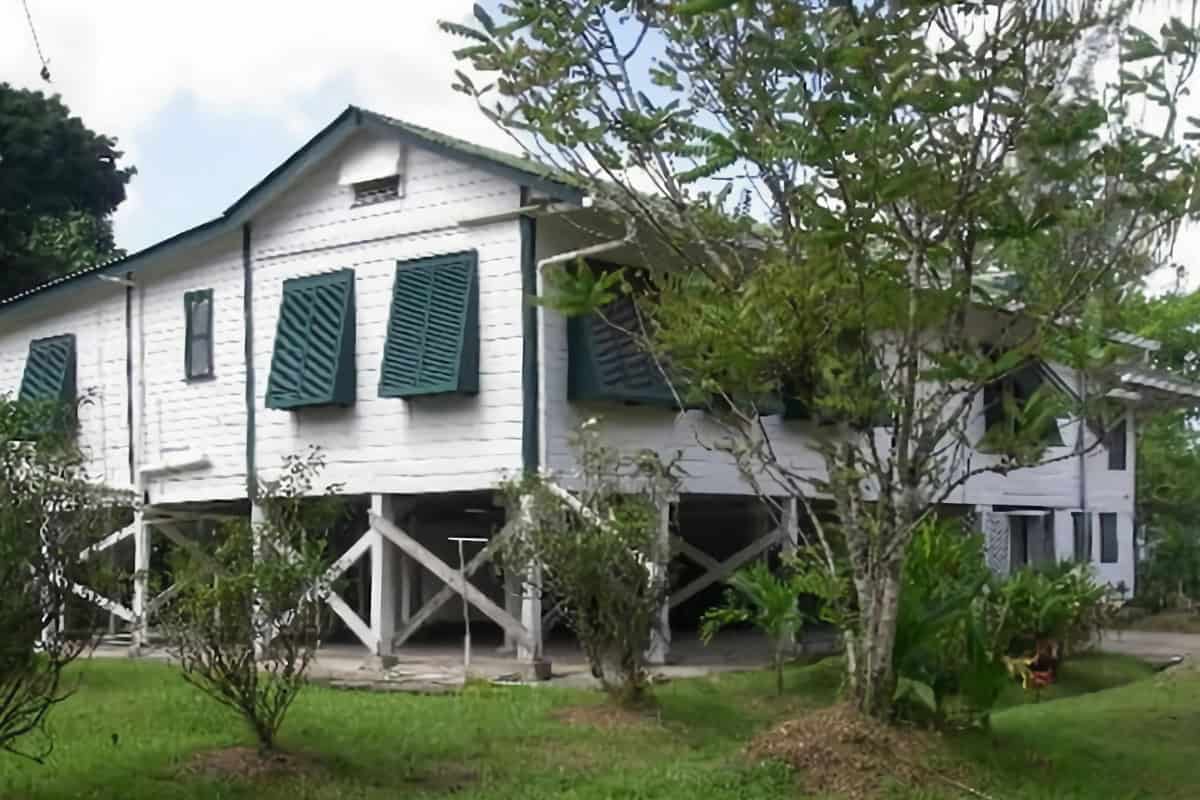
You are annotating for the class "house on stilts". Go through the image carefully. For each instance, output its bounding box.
[3,106,1197,670]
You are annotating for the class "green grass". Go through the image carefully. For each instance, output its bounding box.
[0,653,1189,800]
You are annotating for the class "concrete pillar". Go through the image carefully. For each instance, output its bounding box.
[129,510,150,655]
[370,495,399,660]
[647,498,673,666]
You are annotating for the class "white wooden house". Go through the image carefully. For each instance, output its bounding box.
[3,107,1195,666]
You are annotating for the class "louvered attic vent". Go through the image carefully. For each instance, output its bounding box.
[379,252,479,398]
[265,269,356,410]
[18,334,77,436]
[352,175,401,206]
[568,294,680,407]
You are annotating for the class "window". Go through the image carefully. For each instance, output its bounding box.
[265,269,356,410]
[1106,419,1127,471]
[184,289,214,380]
[379,252,479,398]
[568,272,695,408]
[351,175,401,206]
[1100,512,1119,564]
[1072,512,1092,562]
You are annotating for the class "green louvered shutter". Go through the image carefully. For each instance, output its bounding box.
[265,269,356,409]
[378,252,479,398]
[20,334,76,406]
[567,294,680,407]
[18,334,77,437]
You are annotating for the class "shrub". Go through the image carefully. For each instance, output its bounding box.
[0,396,119,760]
[701,561,810,695]
[161,449,344,753]
[501,420,680,706]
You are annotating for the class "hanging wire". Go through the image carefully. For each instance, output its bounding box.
[21,0,52,82]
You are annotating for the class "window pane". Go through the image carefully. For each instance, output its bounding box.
[188,337,212,378]
[1106,419,1127,471]
[1100,513,1119,564]
[191,297,211,336]
[1072,512,1092,562]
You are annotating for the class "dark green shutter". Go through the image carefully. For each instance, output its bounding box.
[567,294,681,407]
[20,334,76,406]
[379,252,479,398]
[265,269,356,409]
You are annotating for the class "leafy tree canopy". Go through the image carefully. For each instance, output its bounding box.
[0,84,135,300]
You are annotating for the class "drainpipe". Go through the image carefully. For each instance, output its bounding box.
[1077,368,1089,556]
[534,229,636,472]
[519,188,539,474]
[242,223,256,500]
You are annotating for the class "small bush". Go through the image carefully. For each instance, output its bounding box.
[501,420,680,706]
[161,449,344,753]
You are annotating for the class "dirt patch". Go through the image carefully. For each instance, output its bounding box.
[181,746,324,781]
[550,703,658,730]
[747,704,963,800]
[405,764,480,792]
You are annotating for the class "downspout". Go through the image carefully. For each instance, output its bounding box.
[242,223,257,499]
[1077,369,1089,554]
[125,277,135,487]
[519,188,539,473]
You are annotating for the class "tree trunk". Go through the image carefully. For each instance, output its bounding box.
[849,563,903,717]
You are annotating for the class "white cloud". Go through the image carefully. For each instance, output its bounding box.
[0,0,510,181]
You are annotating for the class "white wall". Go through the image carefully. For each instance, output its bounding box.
[0,287,130,491]
[250,129,526,495]
[137,233,248,504]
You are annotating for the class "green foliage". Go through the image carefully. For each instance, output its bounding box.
[447,0,1200,718]
[501,420,680,706]
[1000,564,1111,655]
[0,84,134,300]
[700,561,810,695]
[160,449,344,753]
[0,395,122,760]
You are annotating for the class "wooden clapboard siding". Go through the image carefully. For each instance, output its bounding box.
[137,232,249,504]
[250,129,524,495]
[0,286,130,491]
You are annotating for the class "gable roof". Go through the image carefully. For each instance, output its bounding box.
[0,105,584,317]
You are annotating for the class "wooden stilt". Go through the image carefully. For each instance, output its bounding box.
[369,495,398,662]
[130,509,149,655]
[647,499,672,666]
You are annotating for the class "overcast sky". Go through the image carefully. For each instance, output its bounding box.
[2,1,1196,293]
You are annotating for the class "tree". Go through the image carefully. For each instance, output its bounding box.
[501,420,679,706]
[161,450,342,754]
[0,397,121,760]
[0,84,135,300]
[447,1,1200,717]
[1122,289,1200,606]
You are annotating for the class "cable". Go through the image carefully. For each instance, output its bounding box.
[20,0,51,82]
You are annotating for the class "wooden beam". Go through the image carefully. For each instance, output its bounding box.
[671,535,721,573]
[322,529,373,585]
[156,522,222,575]
[371,514,532,650]
[392,520,517,648]
[78,523,136,561]
[669,528,782,610]
[70,583,134,623]
[325,591,374,651]
[144,584,180,617]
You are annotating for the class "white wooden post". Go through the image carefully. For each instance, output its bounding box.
[130,509,150,654]
[500,568,522,654]
[780,497,800,654]
[400,552,415,625]
[647,498,673,666]
[370,495,398,662]
[516,496,546,671]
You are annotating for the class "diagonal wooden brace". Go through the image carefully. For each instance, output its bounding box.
[370,514,532,651]
[668,527,782,610]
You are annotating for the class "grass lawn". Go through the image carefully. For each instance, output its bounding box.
[0,653,1191,800]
